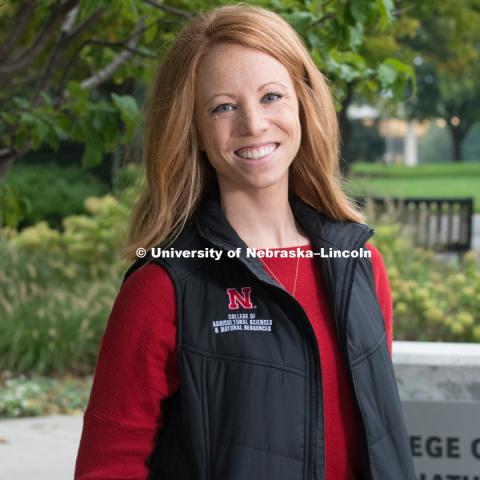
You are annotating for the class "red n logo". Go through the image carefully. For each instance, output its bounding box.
[226,287,253,310]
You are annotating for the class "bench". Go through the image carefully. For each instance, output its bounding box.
[353,196,474,254]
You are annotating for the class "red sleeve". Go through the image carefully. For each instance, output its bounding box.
[365,242,393,357]
[75,262,179,480]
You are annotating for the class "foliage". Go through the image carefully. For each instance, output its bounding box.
[268,0,415,106]
[396,0,480,161]
[0,372,91,418]
[0,193,131,375]
[0,182,31,230]
[2,163,109,229]
[0,0,171,170]
[0,164,144,375]
[369,223,480,342]
[0,0,413,175]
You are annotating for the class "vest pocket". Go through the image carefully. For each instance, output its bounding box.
[205,355,305,480]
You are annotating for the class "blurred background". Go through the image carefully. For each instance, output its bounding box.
[0,0,479,478]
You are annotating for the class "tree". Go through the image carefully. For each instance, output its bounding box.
[269,0,414,176]
[0,0,194,178]
[0,0,412,180]
[399,0,480,162]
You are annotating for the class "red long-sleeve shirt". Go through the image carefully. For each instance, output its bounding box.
[75,242,392,479]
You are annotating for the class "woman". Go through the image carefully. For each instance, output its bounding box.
[75,4,416,480]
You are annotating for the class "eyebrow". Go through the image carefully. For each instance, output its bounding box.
[204,81,289,106]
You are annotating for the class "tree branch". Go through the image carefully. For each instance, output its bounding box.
[0,1,37,62]
[0,0,79,76]
[56,14,165,104]
[31,6,106,106]
[66,6,105,42]
[78,17,146,91]
[31,6,80,106]
[87,40,157,58]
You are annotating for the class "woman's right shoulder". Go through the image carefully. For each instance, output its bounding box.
[117,261,176,311]
[123,261,173,287]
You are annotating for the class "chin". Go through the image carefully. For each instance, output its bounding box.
[216,164,290,193]
[238,172,289,191]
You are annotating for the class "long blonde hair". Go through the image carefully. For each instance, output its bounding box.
[121,3,365,262]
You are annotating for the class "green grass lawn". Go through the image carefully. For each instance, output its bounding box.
[345,162,480,212]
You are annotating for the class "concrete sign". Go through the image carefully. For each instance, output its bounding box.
[403,401,480,479]
[394,341,480,480]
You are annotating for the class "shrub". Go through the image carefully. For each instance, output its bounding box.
[0,162,144,375]
[369,224,480,342]
[2,163,109,229]
[0,233,126,375]
[0,190,132,375]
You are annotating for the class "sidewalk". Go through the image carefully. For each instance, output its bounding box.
[0,415,83,480]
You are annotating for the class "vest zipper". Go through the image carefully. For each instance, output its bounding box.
[226,255,324,480]
[339,229,375,479]
[270,286,322,480]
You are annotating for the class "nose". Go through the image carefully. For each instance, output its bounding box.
[237,104,269,137]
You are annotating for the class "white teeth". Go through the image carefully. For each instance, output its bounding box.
[236,143,277,160]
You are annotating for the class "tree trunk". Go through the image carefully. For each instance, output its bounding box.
[451,127,463,162]
[446,121,470,163]
[338,82,355,177]
[0,149,17,179]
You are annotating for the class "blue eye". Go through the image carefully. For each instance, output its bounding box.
[212,103,233,113]
[212,92,283,113]
[263,92,282,103]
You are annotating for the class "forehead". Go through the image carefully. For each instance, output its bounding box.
[196,43,293,93]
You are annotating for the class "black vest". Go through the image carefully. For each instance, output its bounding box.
[122,190,417,480]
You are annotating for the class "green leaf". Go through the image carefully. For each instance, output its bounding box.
[82,131,104,168]
[375,0,394,29]
[143,23,158,44]
[348,23,365,50]
[66,81,88,102]
[350,0,368,23]
[377,58,415,99]
[377,62,398,88]
[282,11,314,31]
[31,118,50,150]
[111,93,139,140]
[13,97,30,110]
[19,112,36,125]
[78,0,108,20]
[384,58,415,77]
[306,30,318,49]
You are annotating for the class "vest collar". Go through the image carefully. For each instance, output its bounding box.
[194,185,374,254]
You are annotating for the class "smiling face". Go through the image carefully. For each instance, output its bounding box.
[194,43,302,195]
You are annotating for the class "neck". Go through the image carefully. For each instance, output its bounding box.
[217,180,310,249]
